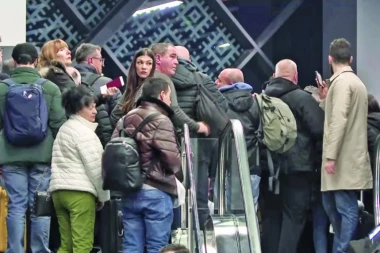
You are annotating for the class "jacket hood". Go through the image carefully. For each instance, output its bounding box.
[264,77,299,98]
[368,112,380,130]
[221,83,254,112]
[219,82,253,93]
[74,63,97,74]
[171,58,199,87]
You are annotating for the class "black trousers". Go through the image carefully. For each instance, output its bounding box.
[260,172,315,253]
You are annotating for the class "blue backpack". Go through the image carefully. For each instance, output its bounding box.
[2,78,48,146]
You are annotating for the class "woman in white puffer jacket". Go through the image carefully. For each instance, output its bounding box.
[49,86,110,253]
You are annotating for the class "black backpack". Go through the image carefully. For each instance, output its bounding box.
[102,113,160,193]
[194,73,230,137]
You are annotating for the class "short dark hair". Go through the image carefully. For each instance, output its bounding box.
[329,38,351,64]
[151,42,173,56]
[141,77,170,98]
[368,94,380,113]
[12,43,39,65]
[160,244,190,253]
[62,86,97,116]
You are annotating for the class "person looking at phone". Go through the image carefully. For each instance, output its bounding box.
[319,38,372,253]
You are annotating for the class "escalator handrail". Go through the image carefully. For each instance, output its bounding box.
[217,119,262,253]
[374,135,380,226]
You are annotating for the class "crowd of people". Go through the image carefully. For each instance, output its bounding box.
[0,36,377,253]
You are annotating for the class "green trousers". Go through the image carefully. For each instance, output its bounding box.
[52,190,96,253]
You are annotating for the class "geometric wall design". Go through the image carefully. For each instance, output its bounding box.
[26,0,245,79]
[27,0,83,48]
[69,0,120,29]
[106,0,245,77]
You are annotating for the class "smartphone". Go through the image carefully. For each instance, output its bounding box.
[315,71,324,88]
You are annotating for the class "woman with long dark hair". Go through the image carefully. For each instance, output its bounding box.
[110,48,156,127]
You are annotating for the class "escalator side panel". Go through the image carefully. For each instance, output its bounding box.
[204,215,249,253]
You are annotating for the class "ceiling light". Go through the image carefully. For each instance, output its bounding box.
[218,43,231,48]
[133,1,183,17]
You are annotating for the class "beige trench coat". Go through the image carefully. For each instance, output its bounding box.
[320,66,372,191]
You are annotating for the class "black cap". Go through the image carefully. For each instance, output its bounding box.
[12,43,38,64]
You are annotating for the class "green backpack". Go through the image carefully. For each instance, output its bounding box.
[255,94,297,153]
[255,94,297,194]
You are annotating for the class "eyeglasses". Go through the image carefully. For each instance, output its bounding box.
[92,57,105,64]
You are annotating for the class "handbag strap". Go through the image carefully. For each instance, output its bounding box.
[34,166,50,193]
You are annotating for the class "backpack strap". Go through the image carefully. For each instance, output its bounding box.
[3,78,47,87]
[126,112,161,138]
[82,73,101,87]
[2,78,17,87]
[34,78,47,86]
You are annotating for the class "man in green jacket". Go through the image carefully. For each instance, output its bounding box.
[0,43,66,253]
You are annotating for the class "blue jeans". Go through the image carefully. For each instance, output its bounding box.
[122,189,173,253]
[312,196,329,253]
[2,164,51,253]
[322,191,359,253]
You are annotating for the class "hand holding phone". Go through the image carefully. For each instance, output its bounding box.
[315,71,324,88]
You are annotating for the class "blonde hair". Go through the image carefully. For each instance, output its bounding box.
[38,39,69,68]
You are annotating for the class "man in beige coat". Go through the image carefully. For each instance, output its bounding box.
[319,38,372,253]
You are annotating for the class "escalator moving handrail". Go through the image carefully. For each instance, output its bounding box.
[217,119,262,253]
[374,135,380,226]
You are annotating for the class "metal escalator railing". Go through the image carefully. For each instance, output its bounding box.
[211,119,261,253]
[374,135,380,226]
[184,124,204,253]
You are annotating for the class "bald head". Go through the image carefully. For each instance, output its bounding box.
[215,68,244,88]
[175,46,190,61]
[274,59,298,84]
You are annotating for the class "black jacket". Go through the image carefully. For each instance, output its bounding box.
[171,58,228,125]
[220,83,261,175]
[40,61,77,93]
[265,77,324,173]
[75,63,121,113]
[75,63,121,147]
[368,112,380,170]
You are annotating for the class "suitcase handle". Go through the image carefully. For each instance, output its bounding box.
[117,210,124,237]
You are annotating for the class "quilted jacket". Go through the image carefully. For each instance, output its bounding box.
[49,115,110,202]
[112,97,181,196]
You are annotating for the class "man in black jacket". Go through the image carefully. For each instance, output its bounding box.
[171,45,228,229]
[264,59,325,253]
[74,43,121,147]
[216,68,261,209]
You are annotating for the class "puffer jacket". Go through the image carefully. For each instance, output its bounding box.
[49,115,110,202]
[265,77,324,173]
[171,58,228,122]
[112,97,181,196]
[220,82,261,175]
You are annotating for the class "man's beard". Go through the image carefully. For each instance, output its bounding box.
[330,64,334,75]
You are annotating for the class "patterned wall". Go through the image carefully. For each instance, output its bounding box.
[27,0,82,48]
[107,0,245,77]
[26,0,246,78]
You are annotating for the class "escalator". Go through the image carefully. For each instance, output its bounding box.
[172,120,261,253]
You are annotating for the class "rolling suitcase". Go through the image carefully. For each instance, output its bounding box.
[98,198,123,253]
